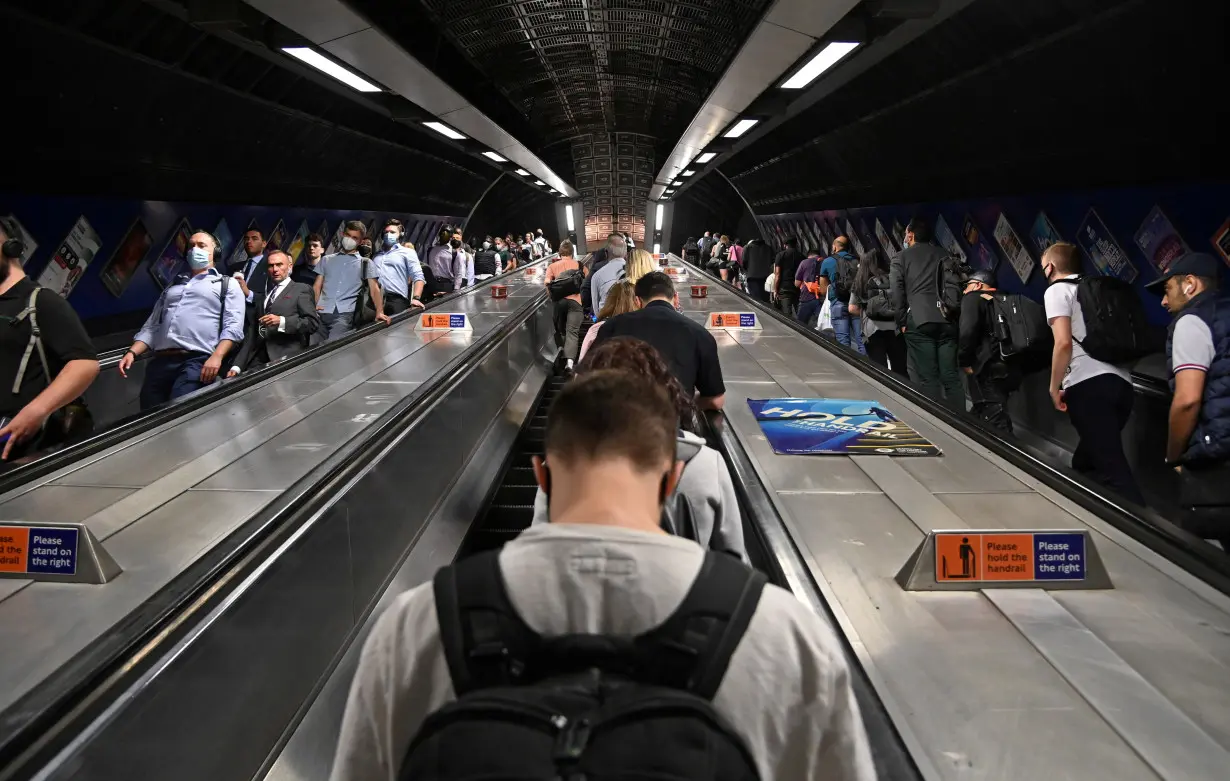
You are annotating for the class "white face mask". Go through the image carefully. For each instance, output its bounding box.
[340,236,358,252]
[187,246,212,270]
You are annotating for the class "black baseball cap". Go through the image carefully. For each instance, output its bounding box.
[1145,252,1221,293]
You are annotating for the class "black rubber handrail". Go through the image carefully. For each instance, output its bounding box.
[677,257,1230,594]
[0,286,551,779]
[0,257,552,496]
[704,410,925,781]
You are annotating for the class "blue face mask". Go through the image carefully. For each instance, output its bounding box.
[187,246,212,270]
[384,232,398,246]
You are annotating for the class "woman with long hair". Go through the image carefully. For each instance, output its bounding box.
[531,336,747,560]
[849,248,908,376]
[624,247,657,285]
[578,279,636,362]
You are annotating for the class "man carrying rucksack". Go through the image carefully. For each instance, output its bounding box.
[329,370,875,781]
[1042,242,1145,505]
[891,217,965,411]
[818,236,866,354]
[544,240,584,374]
[958,269,1040,434]
[1147,252,1230,551]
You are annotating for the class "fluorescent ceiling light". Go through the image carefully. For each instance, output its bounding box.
[565,204,575,232]
[673,180,684,186]
[482,151,508,162]
[665,189,675,194]
[723,118,759,138]
[655,203,665,231]
[282,47,380,93]
[534,179,546,186]
[695,152,717,163]
[780,41,860,89]
[653,243,662,255]
[423,121,466,140]
[682,170,696,177]
[515,169,531,176]
[549,188,558,193]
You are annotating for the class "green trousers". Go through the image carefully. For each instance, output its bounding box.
[904,317,966,412]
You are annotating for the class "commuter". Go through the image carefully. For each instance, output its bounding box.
[594,271,725,409]
[313,221,389,343]
[698,230,713,264]
[1148,252,1230,549]
[544,240,584,373]
[291,233,325,286]
[494,235,514,273]
[329,370,874,781]
[581,232,622,313]
[742,237,775,304]
[533,228,550,258]
[850,249,907,376]
[794,247,824,328]
[892,217,965,411]
[523,232,539,260]
[227,250,319,376]
[473,237,499,282]
[681,236,700,264]
[773,237,804,318]
[120,230,245,409]
[578,279,636,362]
[530,337,746,560]
[0,219,99,460]
[373,220,425,315]
[462,240,477,287]
[818,237,866,354]
[624,231,636,251]
[424,228,467,296]
[708,234,730,272]
[587,233,629,313]
[958,270,1020,434]
[1042,242,1144,504]
[230,228,268,306]
[730,238,744,268]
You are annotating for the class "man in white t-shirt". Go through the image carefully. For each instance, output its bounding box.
[1042,242,1144,504]
[329,370,875,781]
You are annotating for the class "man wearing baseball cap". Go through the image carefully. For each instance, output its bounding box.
[1147,252,1230,552]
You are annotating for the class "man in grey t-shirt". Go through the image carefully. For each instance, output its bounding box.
[329,371,874,781]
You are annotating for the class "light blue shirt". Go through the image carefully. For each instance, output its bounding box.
[134,267,246,355]
[374,246,425,299]
[591,258,627,313]
[317,252,378,314]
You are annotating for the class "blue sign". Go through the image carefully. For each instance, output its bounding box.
[747,398,942,456]
[448,314,466,329]
[1076,208,1137,283]
[1033,533,1085,580]
[25,527,79,575]
[739,313,756,327]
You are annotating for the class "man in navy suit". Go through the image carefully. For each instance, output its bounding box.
[228,250,319,376]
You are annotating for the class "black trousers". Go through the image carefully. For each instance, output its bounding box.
[776,291,798,319]
[746,277,769,304]
[384,292,411,315]
[1063,373,1144,506]
[865,330,909,378]
[1178,460,1230,553]
[967,362,1020,435]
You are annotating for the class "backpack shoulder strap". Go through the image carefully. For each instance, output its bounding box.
[218,274,230,338]
[12,288,50,395]
[433,550,543,696]
[634,551,767,700]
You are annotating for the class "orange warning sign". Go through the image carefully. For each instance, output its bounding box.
[525,267,538,276]
[935,532,1035,582]
[0,526,29,573]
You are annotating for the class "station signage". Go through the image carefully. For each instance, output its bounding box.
[417,313,473,331]
[896,528,1111,591]
[706,312,761,330]
[0,525,79,576]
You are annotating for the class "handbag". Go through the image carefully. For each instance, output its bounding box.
[352,258,377,327]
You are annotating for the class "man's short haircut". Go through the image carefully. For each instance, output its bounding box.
[559,239,574,257]
[785,237,798,248]
[634,270,675,302]
[244,228,265,240]
[266,249,290,263]
[344,220,367,237]
[545,370,677,472]
[1044,242,1081,274]
[1195,274,1220,291]
[906,216,933,243]
[307,233,324,245]
[384,218,404,233]
[191,230,222,259]
[833,236,850,252]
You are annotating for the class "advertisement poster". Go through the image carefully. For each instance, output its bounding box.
[2,215,39,267]
[286,220,310,263]
[1076,209,1137,282]
[993,213,1034,283]
[747,398,942,457]
[150,218,193,289]
[99,217,153,297]
[37,215,102,299]
[962,213,999,271]
[326,220,346,255]
[934,215,967,263]
[266,219,288,253]
[214,219,234,263]
[875,218,898,258]
[1213,218,1230,267]
[844,219,866,256]
[892,219,906,248]
[1029,211,1063,257]
[1133,205,1189,274]
[228,218,261,271]
[316,220,330,244]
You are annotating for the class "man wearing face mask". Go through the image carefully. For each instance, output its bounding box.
[374,219,425,315]
[473,237,500,282]
[314,221,388,342]
[1147,252,1230,550]
[230,228,268,306]
[426,229,468,295]
[120,231,245,409]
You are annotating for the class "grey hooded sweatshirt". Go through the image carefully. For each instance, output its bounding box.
[532,429,747,561]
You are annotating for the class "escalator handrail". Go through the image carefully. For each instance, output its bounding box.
[0,256,555,497]
[673,255,1230,594]
[0,284,552,777]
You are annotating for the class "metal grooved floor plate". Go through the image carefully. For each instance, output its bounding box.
[0,269,550,715]
[670,260,1230,780]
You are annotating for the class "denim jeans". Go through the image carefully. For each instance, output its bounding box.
[830,299,866,355]
[140,353,210,410]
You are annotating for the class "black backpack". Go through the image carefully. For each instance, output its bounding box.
[936,254,971,322]
[863,275,896,321]
[401,550,766,781]
[353,257,377,327]
[990,292,1052,367]
[1054,276,1153,364]
[832,252,858,303]
[548,268,584,301]
[474,248,499,277]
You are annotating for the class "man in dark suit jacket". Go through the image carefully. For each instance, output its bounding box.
[228,250,319,376]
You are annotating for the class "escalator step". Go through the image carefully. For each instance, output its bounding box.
[492,484,537,506]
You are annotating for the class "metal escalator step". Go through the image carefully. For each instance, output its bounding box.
[492,484,537,506]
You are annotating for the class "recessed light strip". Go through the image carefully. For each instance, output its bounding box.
[281,47,381,93]
[482,151,508,162]
[423,121,466,140]
[780,41,860,90]
[695,152,716,163]
[723,119,758,139]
